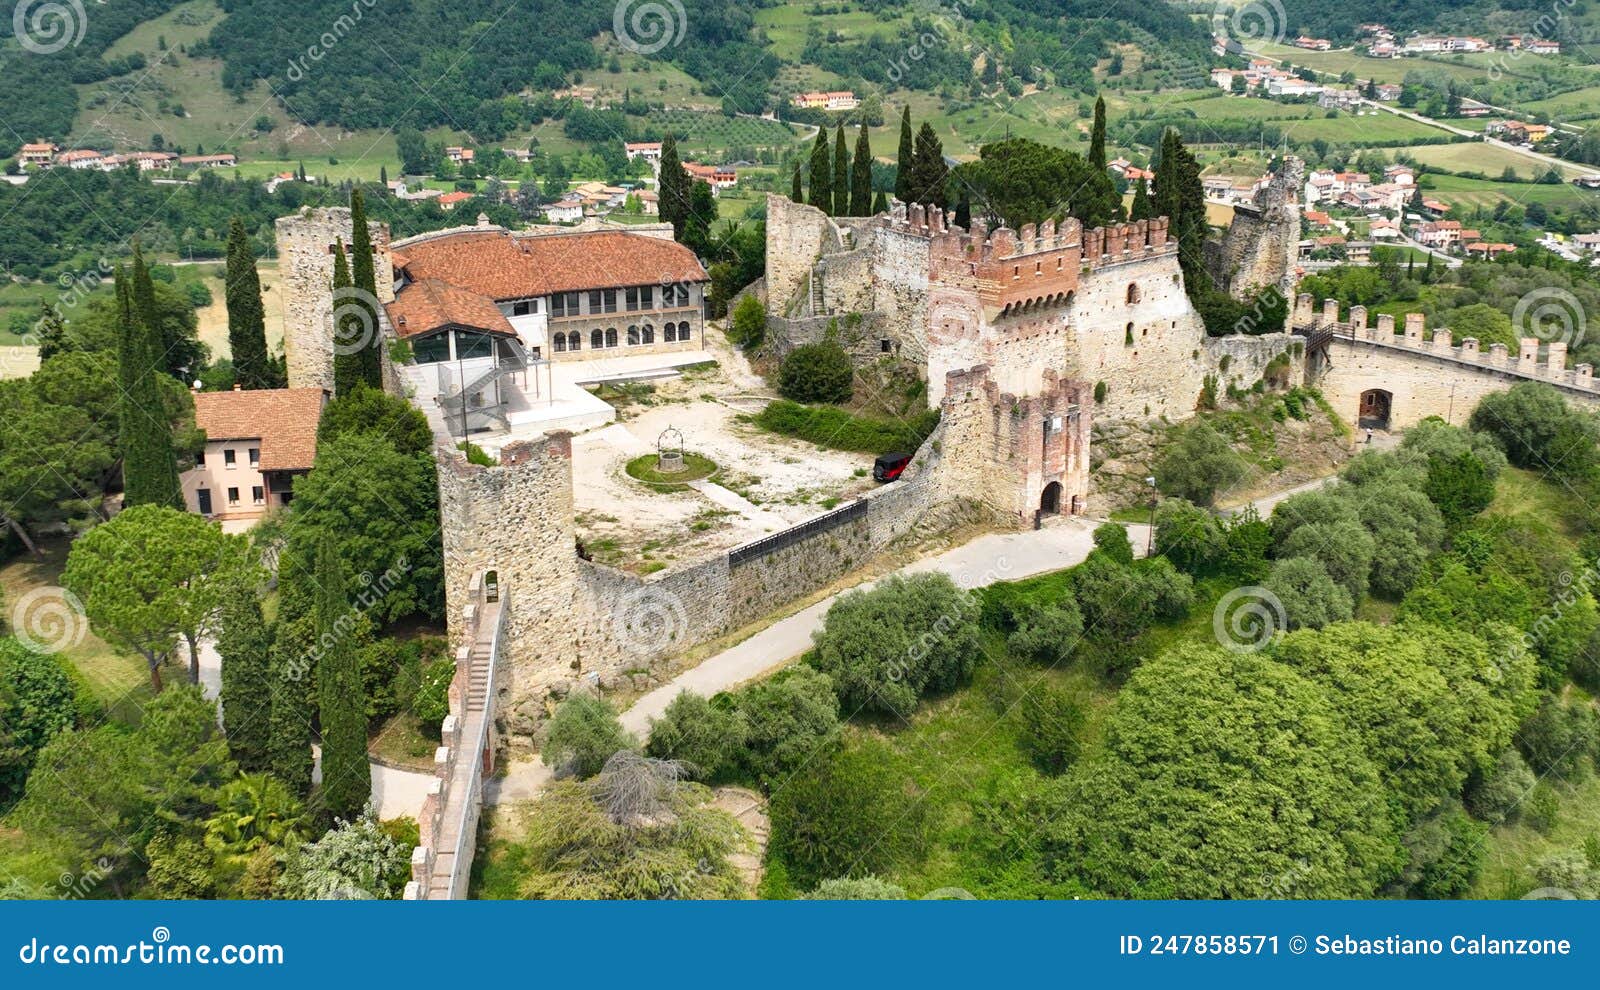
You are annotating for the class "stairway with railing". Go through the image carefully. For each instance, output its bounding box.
[404,570,503,900]
[437,338,530,438]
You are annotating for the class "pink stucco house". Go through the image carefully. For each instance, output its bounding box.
[181,386,327,523]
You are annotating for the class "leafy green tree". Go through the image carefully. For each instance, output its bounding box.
[313,536,371,821]
[216,576,273,771]
[1152,498,1227,575]
[683,179,718,257]
[0,640,78,809]
[1407,806,1486,899]
[811,573,982,717]
[832,124,850,218]
[543,695,636,779]
[732,666,839,783]
[1368,527,1428,600]
[1470,382,1600,477]
[1092,522,1134,564]
[728,293,766,350]
[278,806,411,899]
[203,773,308,878]
[808,127,832,215]
[1465,747,1536,825]
[1517,694,1599,782]
[144,832,216,899]
[1424,451,1495,526]
[1263,557,1353,630]
[1154,422,1246,507]
[894,106,913,202]
[1279,519,1375,601]
[1044,645,1401,898]
[769,739,927,889]
[1017,682,1086,775]
[63,505,240,691]
[1269,489,1357,545]
[224,216,274,389]
[777,341,853,403]
[849,123,873,217]
[950,138,1108,230]
[316,384,433,458]
[1008,599,1085,667]
[646,691,747,782]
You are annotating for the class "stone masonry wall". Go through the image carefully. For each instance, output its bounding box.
[276,207,393,391]
[1209,158,1303,300]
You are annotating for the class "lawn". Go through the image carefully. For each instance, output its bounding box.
[0,539,158,726]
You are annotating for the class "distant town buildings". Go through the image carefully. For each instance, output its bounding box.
[1404,35,1490,53]
[790,90,859,111]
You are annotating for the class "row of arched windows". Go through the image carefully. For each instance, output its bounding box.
[549,322,695,353]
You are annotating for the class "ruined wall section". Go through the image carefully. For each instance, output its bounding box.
[764,193,837,318]
[276,207,393,391]
[1209,157,1303,301]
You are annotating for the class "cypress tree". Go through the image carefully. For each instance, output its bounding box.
[895,105,913,201]
[330,239,364,398]
[379,165,388,186]
[791,160,803,201]
[218,578,273,771]
[832,124,850,216]
[850,123,873,216]
[658,132,690,240]
[116,267,183,510]
[225,217,272,390]
[872,190,888,213]
[35,301,71,361]
[314,536,370,820]
[808,127,832,214]
[1129,176,1153,220]
[129,242,165,371]
[911,122,945,208]
[1089,96,1109,172]
[954,192,971,230]
[348,187,382,390]
[267,624,314,797]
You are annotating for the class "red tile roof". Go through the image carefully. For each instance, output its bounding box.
[437,191,473,205]
[392,229,707,300]
[193,388,326,472]
[384,278,514,340]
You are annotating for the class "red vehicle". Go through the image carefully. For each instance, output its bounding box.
[873,451,912,482]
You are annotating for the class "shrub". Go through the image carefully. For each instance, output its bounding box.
[1424,451,1495,525]
[1262,557,1354,630]
[1279,519,1374,602]
[1017,683,1086,775]
[413,660,453,730]
[0,640,78,810]
[810,573,982,717]
[728,293,766,349]
[1007,599,1085,666]
[1152,499,1227,576]
[645,691,747,781]
[806,875,906,899]
[1154,422,1247,507]
[1471,382,1600,479]
[1411,808,1487,899]
[1517,695,1599,782]
[542,696,637,779]
[1368,527,1428,599]
[1092,522,1134,564]
[753,399,938,454]
[1269,489,1357,545]
[1465,748,1536,825]
[1532,849,1600,899]
[777,341,853,403]
[1524,781,1561,834]
[734,666,840,783]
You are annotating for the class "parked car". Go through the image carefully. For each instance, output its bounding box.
[873,451,913,482]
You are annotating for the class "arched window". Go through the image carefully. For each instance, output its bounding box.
[678,321,693,341]
[567,332,580,350]
[605,327,618,348]
[1126,283,1141,304]
[590,328,604,349]
[663,323,676,343]
[627,325,640,346]
[552,334,567,353]
[642,324,655,344]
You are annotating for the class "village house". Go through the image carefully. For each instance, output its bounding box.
[1413,220,1463,248]
[19,141,58,166]
[1374,83,1403,101]
[791,90,858,111]
[1294,36,1332,51]
[444,146,475,164]
[544,199,585,223]
[178,153,237,168]
[1572,232,1600,253]
[1383,164,1415,186]
[1267,77,1324,98]
[437,191,474,211]
[684,162,738,190]
[1318,89,1363,111]
[1404,35,1489,53]
[57,150,104,170]
[182,386,327,524]
[624,141,663,164]
[1369,218,1401,239]
[1464,241,1516,259]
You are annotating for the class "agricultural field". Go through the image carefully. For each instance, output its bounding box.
[754,1,917,62]
[1425,172,1600,213]
[647,109,805,157]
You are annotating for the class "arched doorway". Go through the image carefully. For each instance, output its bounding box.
[1040,482,1063,515]
[1358,389,1392,430]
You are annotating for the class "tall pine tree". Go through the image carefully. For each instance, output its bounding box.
[225,217,272,390]
[832,124,850,216]
[267,625,314,797]
[314,536,371,820]
[218,577,273,771]
[657,133,691,240]
[116,266,183,510]
[895,105,914,202]
[791,160,803,202]
[330,239,364,398]
[348,188,382,390]
[850,123,873,216]
[910,122,946,208]
[1089,96,1109,172]
[808,127,832,214]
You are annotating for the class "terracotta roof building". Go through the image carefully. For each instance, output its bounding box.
[181,387,327,523]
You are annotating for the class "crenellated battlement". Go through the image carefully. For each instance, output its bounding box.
[1293,292,1595,393]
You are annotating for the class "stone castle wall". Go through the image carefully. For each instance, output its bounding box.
[1209,158,1302,300]
[276,207,393,391]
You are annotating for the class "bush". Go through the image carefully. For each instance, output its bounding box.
[542,696,637,779]
[1017,683,1086,775]
[1424,451,1495,525]
[0,640,78,810]
[1092,522,1134,564]
[777,341,853,403]
[1262,557,1354,630]
[1269,489,1356,545]
[1517,695,1599,782]
[645,691,747,781]
[1007,599,1085,666]
[753,399,938,454]
[810,573,982,717]
[1279,519,1374,601]
[1411,808,1487,899]
[1524,782,1561,835]
[768,740,927,890]
[734,666,840,783]
[1465,748,1536,825]
[1154,422,1247,507]
[1152,499,1226,576]
[1532,849,1600,899]
[1471,382,1600,480]
[806,875,906,899]
[728,293,766,349]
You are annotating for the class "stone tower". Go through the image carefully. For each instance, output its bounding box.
[1209,156,1303,301]
[275,206,393,390]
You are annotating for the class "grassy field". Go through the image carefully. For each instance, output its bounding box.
[1,539,158,726]
[1425,172,1600,212]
